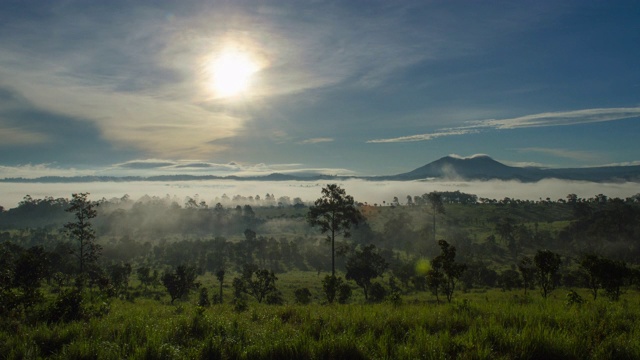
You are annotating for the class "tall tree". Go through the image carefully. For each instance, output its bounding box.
[434,240,466,303]
[307,184,362,276]
[534,250,562,299]
[517,256,536,295]
[427,192,445,242]
[64,193,100,277]
[580,253,605,300]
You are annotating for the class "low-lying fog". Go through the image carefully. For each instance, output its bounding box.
[1,179,638,208]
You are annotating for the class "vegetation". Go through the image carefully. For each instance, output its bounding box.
[1,187,640,358]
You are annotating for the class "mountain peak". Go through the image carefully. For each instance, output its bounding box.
[392,155,526,180]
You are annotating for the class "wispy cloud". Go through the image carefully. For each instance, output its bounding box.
[367,129,477,143]
[368,107,640,143]
[515,147,602,163]
[0,122,50,146]
[299,137,334,145]
[472,108,640,130]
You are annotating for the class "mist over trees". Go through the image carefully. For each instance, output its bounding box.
[1,187,640,316]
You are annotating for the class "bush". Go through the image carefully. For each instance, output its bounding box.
[368,282,387,302]
[566,290,585,306]
[294,288,312,304]
[337,283,352,304]
[45,288,84,323]
[198,287,211,307]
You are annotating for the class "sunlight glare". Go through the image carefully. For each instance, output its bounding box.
[209,50,259,98]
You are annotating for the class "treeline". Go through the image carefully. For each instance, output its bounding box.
[1,187,640,334]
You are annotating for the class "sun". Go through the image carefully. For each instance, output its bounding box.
[208,49,259,98]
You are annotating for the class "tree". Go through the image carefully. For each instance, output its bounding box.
[107,262,132,297]
[433,240,466,303]
[13,245,49,309]
[161,265,199,304]
[517,256,536,295]
[426,265,444,303]
[580,254,605,300]
[599,258,631,301]
[136,266,156,291]
[215,269,225,304]
[427,192,445,241]
[345,244,388,300]
[307,184,362,276]
[238,266,281,304]
[534,250,562,299]
[64,193,100,277]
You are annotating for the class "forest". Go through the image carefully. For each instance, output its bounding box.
[1,186,640,359]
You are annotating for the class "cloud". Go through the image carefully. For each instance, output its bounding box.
[0,123,50,146]
[2,178,639,209]
[515,147,602,163]
[367,129,477,143]
[298,137,334,145]
[0,163,95,179]
[368,107,640,143]
[471,107,640,130]
[448,154,491,160]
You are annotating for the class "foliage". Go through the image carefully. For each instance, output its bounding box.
[294,288,312,304]
[215,269,225,304]
[599,259,631,301]
[534,250,562,299]
[337,282,352,304]
[307,184,362,276]
[322,275,344,304]
[368,282,387,302]
[345,244,388,300]
[107,262,132,297]
[566,290,585,306]
[136,265,157,291]
[161,265,199,304]
[518,256,536,295]
[427,192,445,241]
[198,287,211,307]
[432,240,467,303]
[64,193,100,277]
[235,265,282,304]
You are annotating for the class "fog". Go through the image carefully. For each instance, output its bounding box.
[1,179,638,208]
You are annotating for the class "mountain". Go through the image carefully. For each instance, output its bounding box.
[2,155,640,183]
[383,155,640,182]
[386,155,540,181]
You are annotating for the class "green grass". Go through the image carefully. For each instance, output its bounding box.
[3,287,639,359]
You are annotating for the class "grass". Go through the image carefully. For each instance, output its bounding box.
[2,286,639,359]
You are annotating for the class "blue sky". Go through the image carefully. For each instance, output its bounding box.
[1,0,639,178]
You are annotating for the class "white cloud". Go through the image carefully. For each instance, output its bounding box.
[0,164,95,179]
[515,147,602,163]
[472,107,640,130]
[298,137,334,145]
[368,107,640,143]
[2,178,639,209]
[367,129,477,143]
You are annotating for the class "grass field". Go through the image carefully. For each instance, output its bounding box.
[2,273,639,360]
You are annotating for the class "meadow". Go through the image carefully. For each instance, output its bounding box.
[2,278,639,360]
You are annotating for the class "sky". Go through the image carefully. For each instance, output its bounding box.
[1,0,639,179]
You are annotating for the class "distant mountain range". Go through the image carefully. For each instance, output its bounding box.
[377,155,640,182]
[2,155,640,183]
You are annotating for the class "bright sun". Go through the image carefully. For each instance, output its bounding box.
[208,50,259,98]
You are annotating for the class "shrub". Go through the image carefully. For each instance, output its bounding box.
[368,282,387,302]
[294,288,312,304]
[337,283,352,304]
